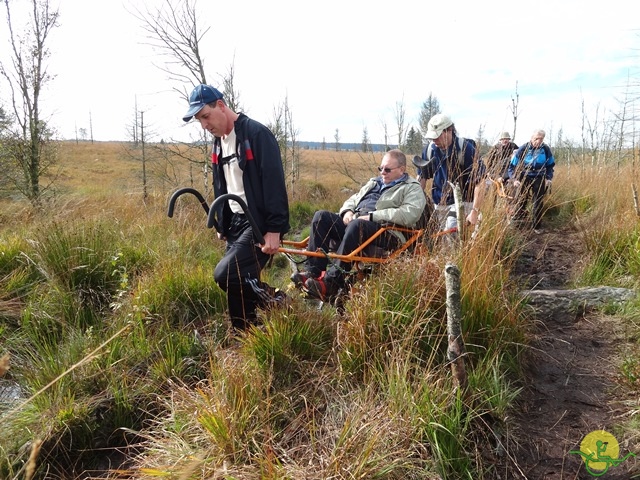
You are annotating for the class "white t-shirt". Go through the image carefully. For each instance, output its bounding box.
[221,129,248,214]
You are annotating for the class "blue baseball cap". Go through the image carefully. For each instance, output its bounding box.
[182,84,224,122]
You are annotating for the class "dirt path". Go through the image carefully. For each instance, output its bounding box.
[504,225,639,479]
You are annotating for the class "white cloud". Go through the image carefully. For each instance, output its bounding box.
[1,0,637,147]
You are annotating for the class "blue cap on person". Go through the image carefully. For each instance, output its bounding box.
[182,84,224,122]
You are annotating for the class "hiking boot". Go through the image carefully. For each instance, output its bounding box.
[230,316,259,331]
[291,271,312,288]
[304,277,340,302]
[267,289,292,310]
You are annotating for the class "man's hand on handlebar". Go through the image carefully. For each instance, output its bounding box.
[260,232,281,255]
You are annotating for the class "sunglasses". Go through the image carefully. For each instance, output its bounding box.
[377,166,400,173]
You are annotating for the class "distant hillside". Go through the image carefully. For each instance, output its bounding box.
[297,141,392,152]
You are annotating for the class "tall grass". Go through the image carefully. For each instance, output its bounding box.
[579,223,640,287]
[1,144,639,478]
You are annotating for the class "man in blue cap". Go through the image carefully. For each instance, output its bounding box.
[183,84,290,330]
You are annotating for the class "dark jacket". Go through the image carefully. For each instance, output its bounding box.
[484,141,518,180]
[420,135,483,205]
[210,113,290,236]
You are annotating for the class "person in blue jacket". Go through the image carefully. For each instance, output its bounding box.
[507,129,555,233]
[183,84,290,330]
[417,114,485,232]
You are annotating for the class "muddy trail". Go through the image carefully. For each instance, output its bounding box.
[501,224,639,479]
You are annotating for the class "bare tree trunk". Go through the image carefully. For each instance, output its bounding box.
[452,182,464,246]
[141,111,147,202]
[1,0,60,205]
[522,286,636,324]
[510,81,519,140]
[395,97,406,149]
[445,263,467,390]
[632,183,639,217]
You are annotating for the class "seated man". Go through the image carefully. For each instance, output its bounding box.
[292,149,427,301]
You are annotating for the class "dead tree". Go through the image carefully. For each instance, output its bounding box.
[0,0,60,205]
[522,286,636,324]
[445,263,468,390]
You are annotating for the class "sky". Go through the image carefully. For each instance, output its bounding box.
[1,0,638,147]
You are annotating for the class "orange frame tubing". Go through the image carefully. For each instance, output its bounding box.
[278,225,426,265]
[487,176,512,199]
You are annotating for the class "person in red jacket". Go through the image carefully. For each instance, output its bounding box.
[183,84,290,330]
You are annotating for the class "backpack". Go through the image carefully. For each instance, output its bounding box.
[425,136,467,163]
[512,142,552,172]
[417,136,474,175]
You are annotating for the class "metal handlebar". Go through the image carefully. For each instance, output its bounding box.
[206,194,265,245]
[412,155,428,168]
[167,188,265,245]
[167,187,209,217]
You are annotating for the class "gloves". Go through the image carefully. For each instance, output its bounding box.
[545,179,552,192]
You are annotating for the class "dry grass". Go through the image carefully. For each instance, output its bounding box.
[26,141,640,229]
[3,141,639,217]
[53,141,382,198]
[2,141,639,479]
[2,142,386,237]
[0,353,9,377]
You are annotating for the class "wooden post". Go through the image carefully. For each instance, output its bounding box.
[445,263,467,390]
[451,182,464,245]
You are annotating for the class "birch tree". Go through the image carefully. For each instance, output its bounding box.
[0,0,60,204]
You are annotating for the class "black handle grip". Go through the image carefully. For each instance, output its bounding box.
[206,193,265,245]
[412,155,428,168]
[167,187,209,217]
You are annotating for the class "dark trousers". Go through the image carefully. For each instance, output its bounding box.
[214,214,274,329]
[306,210,400,284]
[513,176,547,229]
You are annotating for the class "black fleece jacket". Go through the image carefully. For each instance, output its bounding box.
[210,113,290,237]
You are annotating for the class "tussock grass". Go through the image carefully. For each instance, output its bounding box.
[337,258,446,381]
[246,310,334,386]
[133,263,226,327]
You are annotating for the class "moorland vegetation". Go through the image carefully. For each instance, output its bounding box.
[0,141,639,479]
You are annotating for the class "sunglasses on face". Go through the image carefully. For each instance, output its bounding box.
[377,166,400,173]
